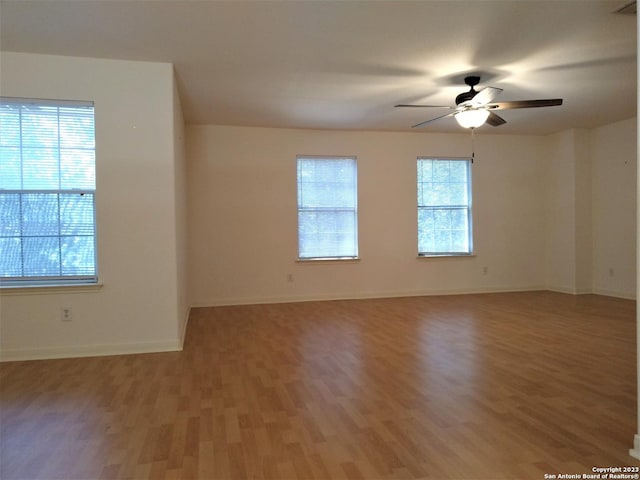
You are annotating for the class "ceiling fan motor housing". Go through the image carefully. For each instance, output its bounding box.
[455,75,481,105]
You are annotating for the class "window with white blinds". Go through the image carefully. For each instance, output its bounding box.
[297,156,358,260]
[0,98,97,285]
[417,158,473,256]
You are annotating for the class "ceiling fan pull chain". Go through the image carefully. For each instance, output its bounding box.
[471,127,475,163]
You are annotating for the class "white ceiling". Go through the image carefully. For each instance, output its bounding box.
[0,0,636,135]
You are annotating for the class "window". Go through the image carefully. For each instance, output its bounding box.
[0,98,97,285]
[417,157,472,256]
[297,156,358,260]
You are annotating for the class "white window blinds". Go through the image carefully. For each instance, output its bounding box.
[417,158,473,256]
[0,98,97,284]
[297,156,358,259]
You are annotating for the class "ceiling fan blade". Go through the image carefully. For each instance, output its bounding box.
[395,104,454,108]
[486,112,506,127]
[411,112,455,128]
[488,99,563,110]
[467,86,503,106]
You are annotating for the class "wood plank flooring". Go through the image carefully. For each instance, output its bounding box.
[1,291,639,479]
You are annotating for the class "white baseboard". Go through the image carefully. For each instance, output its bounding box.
[546,285,636,300]
[592,288,637,300]
[191,285,547,308]
[0,340,183,363]
[546,285,592,296]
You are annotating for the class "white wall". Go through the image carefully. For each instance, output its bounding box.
[187,125,548,306]
[545,119,636,299]
[188,120,636,307]
[544,129,592,294]
[0,52,188,360]
[574,128,593,294]
[543,120,636,299]
[591,118,637,299]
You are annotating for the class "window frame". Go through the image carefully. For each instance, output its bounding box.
[296,155,359,261]
[417,157,473,257]
[0,97,98,287]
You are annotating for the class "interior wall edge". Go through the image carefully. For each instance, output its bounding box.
[630,434,640,461]
[179,306,191,350]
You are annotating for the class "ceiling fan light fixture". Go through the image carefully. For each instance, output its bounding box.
[455,109,490,128]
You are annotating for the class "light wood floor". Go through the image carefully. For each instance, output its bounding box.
[1,292,638,480]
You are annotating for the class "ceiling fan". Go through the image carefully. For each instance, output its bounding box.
[396,76,563,129]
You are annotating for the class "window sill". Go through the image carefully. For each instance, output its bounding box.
[297,257,360,264]
[417,254,476,259]
[0,283,103,296]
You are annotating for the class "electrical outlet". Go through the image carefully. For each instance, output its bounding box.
[482,266,489,275]
[609,267,615,277]
[287,273,294,282]
[61,307,72,322]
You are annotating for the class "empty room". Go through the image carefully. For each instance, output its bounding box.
[0,1,638,479]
